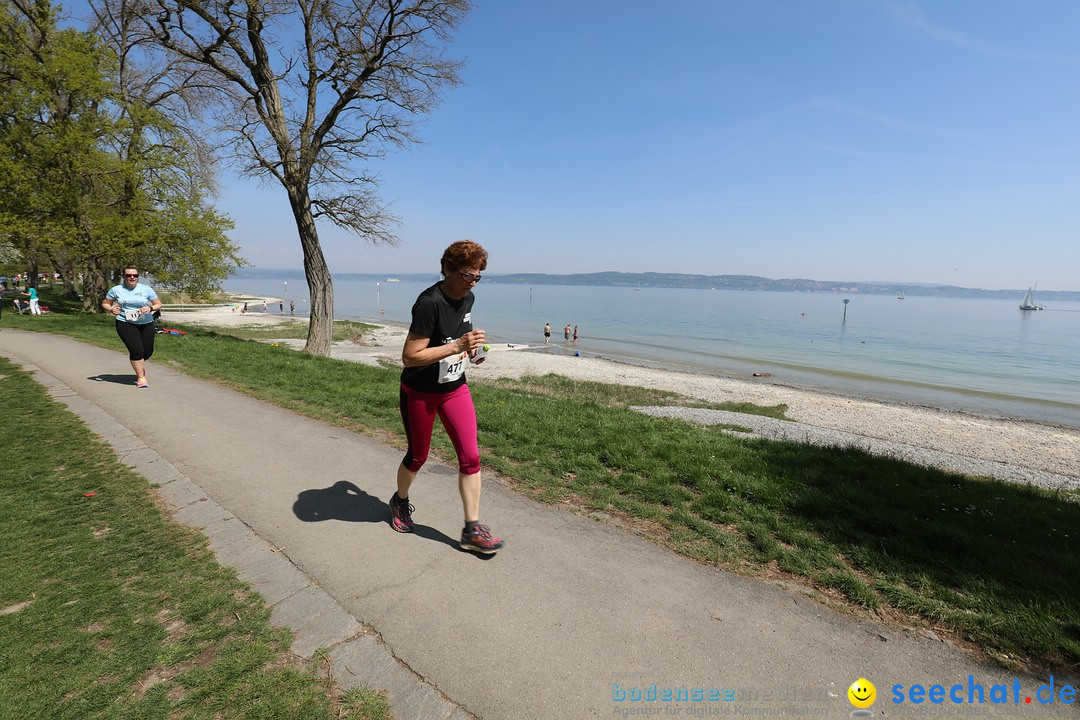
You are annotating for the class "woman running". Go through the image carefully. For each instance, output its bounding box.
[102,266,162,388]
[389,240,505,554]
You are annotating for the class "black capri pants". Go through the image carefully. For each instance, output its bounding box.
[115,320,156,361]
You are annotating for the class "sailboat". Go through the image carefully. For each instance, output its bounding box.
[897,289,905,300]
[1019,285,1044,311]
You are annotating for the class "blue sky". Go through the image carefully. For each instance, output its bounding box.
[77,1,1080,290]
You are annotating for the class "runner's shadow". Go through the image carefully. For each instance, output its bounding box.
[87,374,137,385]
[293,481,458,550]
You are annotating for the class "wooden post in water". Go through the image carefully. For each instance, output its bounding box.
[842,298,850,323]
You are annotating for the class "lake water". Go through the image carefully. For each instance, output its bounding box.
[225,270,1080,428]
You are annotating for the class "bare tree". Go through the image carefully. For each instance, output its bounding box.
[88,0,218,190]
[128,0,470,354]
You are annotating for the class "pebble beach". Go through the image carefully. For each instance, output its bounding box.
[174,301,1080,492]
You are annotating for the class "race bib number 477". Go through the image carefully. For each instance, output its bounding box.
[438,351,467,383]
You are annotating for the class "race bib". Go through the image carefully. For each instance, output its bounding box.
[438,351,467,384]
[123,308,143,322]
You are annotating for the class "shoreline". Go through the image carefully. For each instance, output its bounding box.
[219,277,1080,421]
[206,287,1080,428]
[522,342,1080,427]
[170,301,1080,487]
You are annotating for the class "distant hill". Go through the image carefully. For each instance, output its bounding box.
[234,268,1080,301]
[487,272,1080,301]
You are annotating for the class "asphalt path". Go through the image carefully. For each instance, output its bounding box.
[1,329,1073,719]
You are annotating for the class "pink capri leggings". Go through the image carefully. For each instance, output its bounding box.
[399,383,481,475]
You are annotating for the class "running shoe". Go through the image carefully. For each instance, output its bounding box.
[459,524,505,554]
[389,493,415,533]
[136,377,148,388]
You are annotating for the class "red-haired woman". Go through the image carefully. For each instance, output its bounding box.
[389,240,505,554]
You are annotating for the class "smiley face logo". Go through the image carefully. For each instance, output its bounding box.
[848,678,876,709]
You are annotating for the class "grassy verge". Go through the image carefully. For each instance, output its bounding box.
[212,319,379,343]
[0,355,391,719]
[4,289,1079,676]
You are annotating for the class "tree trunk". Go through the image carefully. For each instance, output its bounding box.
[25,252,38,290]
[61,269,80,300]
[49,255,80,299]
[82,258,111,313]
[287,184,334,356]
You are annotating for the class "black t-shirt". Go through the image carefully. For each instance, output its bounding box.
[400,282,475,393]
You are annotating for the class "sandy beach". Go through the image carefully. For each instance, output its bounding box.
[170,301,1080,489]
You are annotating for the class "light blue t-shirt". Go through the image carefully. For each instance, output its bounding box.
[27,287,38,301]
[107,283,159,325]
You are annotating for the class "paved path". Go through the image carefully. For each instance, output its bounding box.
[1,330,1072,719]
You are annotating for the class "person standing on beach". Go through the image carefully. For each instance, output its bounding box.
[389,240,505,554]
[573,325,579,344]
[564,323,571,342]
[544,322,551,345]
[102,266,162,388]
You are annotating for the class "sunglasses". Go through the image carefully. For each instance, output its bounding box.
[457,270,482,283]
[124,273,139,278]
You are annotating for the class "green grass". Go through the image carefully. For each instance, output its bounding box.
[479,372,789,420]
[5,287,1080,676]
[203,319,379,343]
[0,353,392,719]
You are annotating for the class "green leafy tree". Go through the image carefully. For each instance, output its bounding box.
[139,197,240,298]
[0,0,117,297]
[0,0,245,309]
